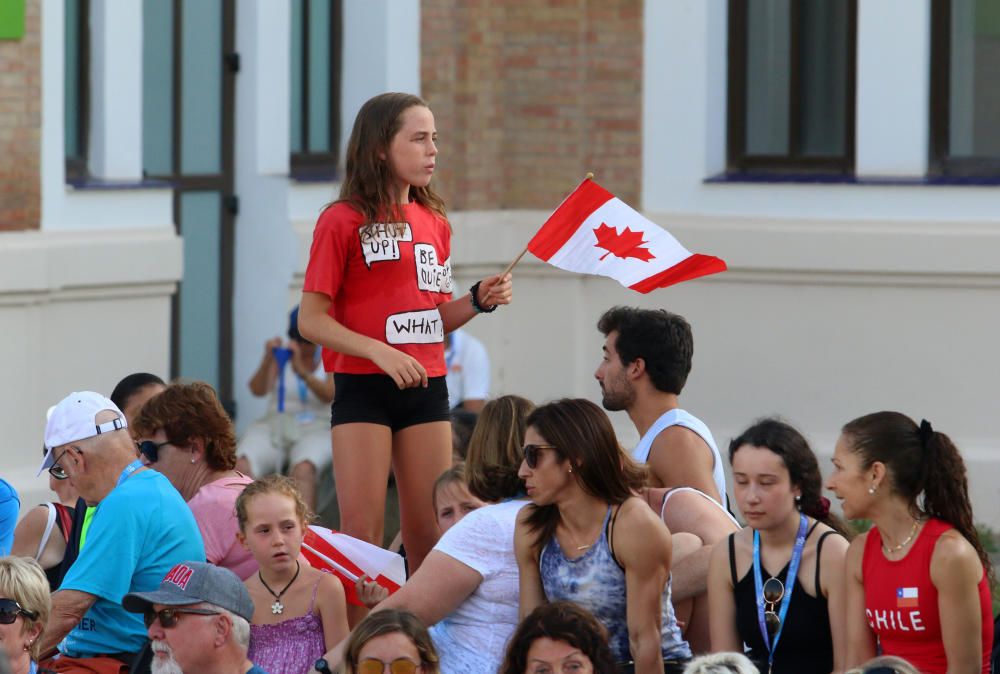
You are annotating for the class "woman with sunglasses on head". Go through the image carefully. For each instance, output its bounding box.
[132,381,256,579]
[707,418,850,674]
[515,398,691,674]
[337,609,440,674]
[0,557,51,674]
[826,412,993,674]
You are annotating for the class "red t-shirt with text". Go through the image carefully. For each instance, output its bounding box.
[302,202,453,376]
[862,518,993,673]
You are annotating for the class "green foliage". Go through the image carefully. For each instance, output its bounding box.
[850,519,872,536]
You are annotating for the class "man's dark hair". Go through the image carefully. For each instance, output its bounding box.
[597,306,693,395]
[110,372,166,411]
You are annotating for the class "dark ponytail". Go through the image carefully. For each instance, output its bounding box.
[842,412,992,584]
[730,418,850,538]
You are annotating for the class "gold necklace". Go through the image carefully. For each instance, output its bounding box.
[882,519,920,555]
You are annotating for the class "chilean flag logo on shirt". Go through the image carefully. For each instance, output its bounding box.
[896,587,919,608]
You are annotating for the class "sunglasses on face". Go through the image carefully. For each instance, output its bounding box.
[0,598,38,624]
[357,658,421,674]
[136,440,172,464]
[762,576,784,636]
[143,606,220,629]
[522,443,558,469]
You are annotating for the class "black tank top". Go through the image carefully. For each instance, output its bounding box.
[729,524,835,674]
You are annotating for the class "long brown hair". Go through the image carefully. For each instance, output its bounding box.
[842,411,992,583]
[464,395,535,502]
[522,398,646,549]
[336,92,448,235]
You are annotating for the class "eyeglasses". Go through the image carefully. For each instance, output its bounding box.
[357,658,422,674]
[762,576,784,636]
[522,443,558,469]
[48,447,78,480]
[143,607,220,629]
[0,599,38,624]
[136,440,172,464]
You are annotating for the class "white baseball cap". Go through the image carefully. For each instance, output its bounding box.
[38,391,127,476]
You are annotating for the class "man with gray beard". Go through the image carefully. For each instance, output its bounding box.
[123,562,269,674]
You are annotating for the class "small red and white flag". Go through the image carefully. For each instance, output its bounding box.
[301,525,406,607]
[896,587,919,608]
[528,179,727,293]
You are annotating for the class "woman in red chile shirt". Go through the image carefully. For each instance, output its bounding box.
[298,92,512,577]
[827,412,993,673]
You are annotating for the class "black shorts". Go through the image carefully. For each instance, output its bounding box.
[330,373,450,432]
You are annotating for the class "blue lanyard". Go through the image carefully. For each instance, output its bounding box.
[753,513,808,668]
[296,374,308,403]
[117,459,144,487]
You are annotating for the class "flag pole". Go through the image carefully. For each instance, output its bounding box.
[500,172,594,278]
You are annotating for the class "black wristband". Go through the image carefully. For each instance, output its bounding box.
[314,658,332,674]
[469,281,497,313]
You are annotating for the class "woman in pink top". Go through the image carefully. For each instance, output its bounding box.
[132,381,257,579]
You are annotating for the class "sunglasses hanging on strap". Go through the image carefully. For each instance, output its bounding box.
[752,512,808,674]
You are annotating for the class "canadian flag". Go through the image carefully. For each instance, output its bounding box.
[301,525,406,607]
[528,179,727,292]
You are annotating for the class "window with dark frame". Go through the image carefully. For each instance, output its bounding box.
[930,0,1000,176]
[727,0,857,175]
[290,0,343,179]
[64,0,90,182]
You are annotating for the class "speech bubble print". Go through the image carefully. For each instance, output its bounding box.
[414,244,453,293]
[361,223,413,268]
[385,308,445,345]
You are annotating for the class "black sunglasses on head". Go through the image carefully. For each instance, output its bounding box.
[0,598,38,624]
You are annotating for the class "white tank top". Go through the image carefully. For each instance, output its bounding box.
[632,408,728,508]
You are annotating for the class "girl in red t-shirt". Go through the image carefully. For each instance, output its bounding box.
[827,412,993,673]
[298,93,511,580]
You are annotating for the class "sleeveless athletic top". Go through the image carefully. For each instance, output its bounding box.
[862,518,993,673]
[659,487,740,528]
[632,409,727,507]
[247,576,326,674]
[37,502,74,591]
[540,507,691,664]
[729,522,834,673]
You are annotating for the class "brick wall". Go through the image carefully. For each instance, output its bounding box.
[0,0,41,230]
[422,0,642,212]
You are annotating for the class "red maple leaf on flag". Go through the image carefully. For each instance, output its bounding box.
[593,223,656,262]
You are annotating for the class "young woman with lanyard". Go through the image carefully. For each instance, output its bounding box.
[827,412,993,673]
[708,418,850,674]
[298,92,512,578]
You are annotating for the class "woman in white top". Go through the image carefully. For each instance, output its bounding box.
[319,395,536,674]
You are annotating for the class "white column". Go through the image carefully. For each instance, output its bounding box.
[340,0,420,160]
[87,0,143,180]
[855,0,931,176]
